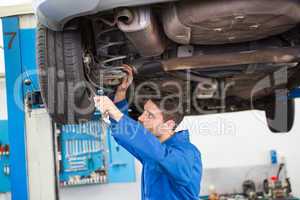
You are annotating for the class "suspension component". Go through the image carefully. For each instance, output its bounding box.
[96,27,128,66]
[83,52,127,87]
[83,25,130,88]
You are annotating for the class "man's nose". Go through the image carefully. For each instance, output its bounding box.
[138,113,145,122]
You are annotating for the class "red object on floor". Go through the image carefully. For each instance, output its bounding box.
[271,176,278,181]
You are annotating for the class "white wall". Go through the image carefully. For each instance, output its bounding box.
[0,19,8,120]
[179,103,300,197]
[0,79,7,120]
[0,0,32,7]
[0,18,4,74]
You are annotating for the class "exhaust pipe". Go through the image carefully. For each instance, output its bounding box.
[161,47,300,71]
[117,7,166,57]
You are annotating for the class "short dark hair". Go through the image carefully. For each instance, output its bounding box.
[147,98,185,128]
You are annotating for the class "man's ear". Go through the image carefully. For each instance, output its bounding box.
[165,120,176,130]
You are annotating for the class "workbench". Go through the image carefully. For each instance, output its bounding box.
[200,195,300,200]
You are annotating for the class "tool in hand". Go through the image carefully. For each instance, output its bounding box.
[95,89,111,125]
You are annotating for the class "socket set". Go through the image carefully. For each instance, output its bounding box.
[60,172,107,187]
[59,120,108,187]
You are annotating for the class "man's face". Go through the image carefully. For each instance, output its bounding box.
[138,100,167,136]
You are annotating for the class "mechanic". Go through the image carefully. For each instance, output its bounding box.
[94,66,202,200]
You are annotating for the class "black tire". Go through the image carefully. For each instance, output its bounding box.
[37,24,95,124]
[265,89,295,133]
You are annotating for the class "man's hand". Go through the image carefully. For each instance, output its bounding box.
[94,96,124,122]
[114,64,134,103]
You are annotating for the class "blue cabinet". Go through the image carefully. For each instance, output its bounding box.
[107,128,136,183]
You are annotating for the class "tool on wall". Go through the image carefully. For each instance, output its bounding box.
[59,120,108,187]
[263,163,292,199]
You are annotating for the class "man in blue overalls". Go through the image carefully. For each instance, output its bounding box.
[94,66,202,200]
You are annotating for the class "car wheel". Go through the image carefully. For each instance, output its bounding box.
[265,89,294,133]
[37,24,95,124]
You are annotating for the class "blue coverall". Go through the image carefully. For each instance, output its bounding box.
[111,100,202,200]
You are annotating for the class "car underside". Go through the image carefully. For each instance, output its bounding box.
[36,0,300,133]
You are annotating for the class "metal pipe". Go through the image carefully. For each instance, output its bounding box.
[117,7,166,57]
[134,61,164,74]
[161,47,300,71]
